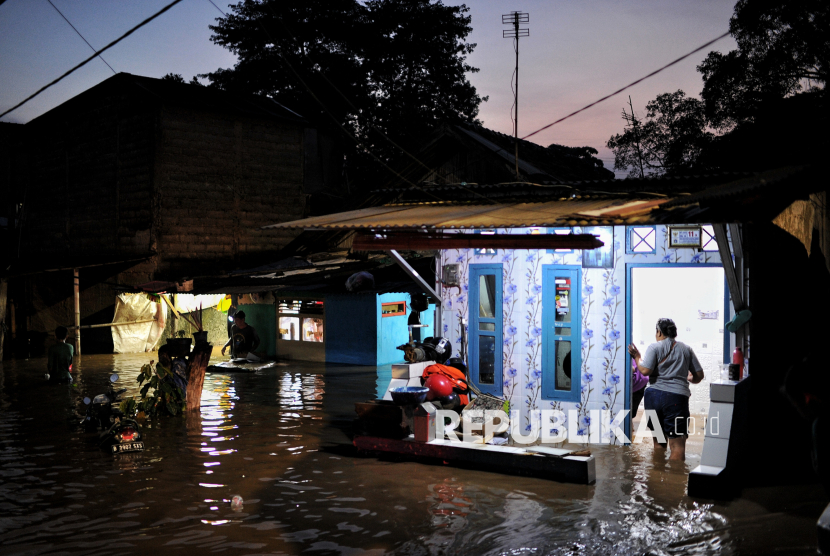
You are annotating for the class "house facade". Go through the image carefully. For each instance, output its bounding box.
[1,73,342,355]
[437,224,726,439]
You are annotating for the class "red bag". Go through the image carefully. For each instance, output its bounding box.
[422,364,469,406]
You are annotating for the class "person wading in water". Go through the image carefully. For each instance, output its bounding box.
[628,318,704,461]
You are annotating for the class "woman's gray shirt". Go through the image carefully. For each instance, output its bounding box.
[642,338,703,398]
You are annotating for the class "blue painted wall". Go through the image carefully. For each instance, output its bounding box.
[375,293,436,365]
[377,292,409,365]
[325,293,377,365]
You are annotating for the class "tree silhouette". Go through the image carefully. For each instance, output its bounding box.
[607,91,711,177]
[202,0,485,191]
[608,0,828,176]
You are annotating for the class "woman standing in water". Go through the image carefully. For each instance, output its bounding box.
[627,318,704,461]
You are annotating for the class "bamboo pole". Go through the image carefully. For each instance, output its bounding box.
[161,293,180,319]
[68,318,156,330]
[73,268,80,355]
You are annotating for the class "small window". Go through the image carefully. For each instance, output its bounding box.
[279,317,300,341]
[381,301,406,317]
[701,225,718,252]
[626,226,656,254]
[279,299,325,342]
[302,318,324,342]
[546,227,573,254]
[474,230,497,256]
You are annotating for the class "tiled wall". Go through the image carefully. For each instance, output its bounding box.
[438,225,723,443]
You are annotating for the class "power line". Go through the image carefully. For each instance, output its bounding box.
[0,0,184,119]
[46,0,116,74]
[521,31,731,141]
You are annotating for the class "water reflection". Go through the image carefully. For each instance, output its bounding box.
[0,355,823,555]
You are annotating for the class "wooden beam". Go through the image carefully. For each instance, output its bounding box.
[354,232,603,251]
[713,224,744,311]
[161,293,180,319]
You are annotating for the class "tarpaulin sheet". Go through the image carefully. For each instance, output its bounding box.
[173,294,226,314]
[112,293,166,353]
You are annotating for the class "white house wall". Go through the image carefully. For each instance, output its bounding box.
[437,225,723,443]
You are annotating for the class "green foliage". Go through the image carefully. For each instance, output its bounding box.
[120,362,186,417]
[608,1,828,175]
[698,0,829,129]
[202,0,485,190]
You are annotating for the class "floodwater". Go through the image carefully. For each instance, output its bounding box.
[0,354,825,555]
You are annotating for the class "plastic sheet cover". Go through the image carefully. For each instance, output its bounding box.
[112,293,166,353]
[173,294,226,314]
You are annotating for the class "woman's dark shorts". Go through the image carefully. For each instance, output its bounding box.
[643,388,690,439]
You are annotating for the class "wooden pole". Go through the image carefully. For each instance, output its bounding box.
[185,341,212,412]
[0,278,7,359]
[68,318,157,330]
[73,268,80,356]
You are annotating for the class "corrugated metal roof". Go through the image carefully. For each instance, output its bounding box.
[265,167,821,231]
[263,197,667,230]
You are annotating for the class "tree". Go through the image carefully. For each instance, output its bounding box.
[608,1,828,176]
[607,91,712,177]
[161,73,204,86]
[698,0,829,129]
[203,0,485,190]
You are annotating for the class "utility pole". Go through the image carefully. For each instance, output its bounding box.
[502,11,529,180]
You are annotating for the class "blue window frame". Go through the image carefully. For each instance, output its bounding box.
[546,227,573,254]
[626,226,657,254]
[469,264,503,396]
[474,230,497,256]
[541,265,581,401]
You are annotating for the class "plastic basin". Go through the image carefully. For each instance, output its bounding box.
[389,386,429,406]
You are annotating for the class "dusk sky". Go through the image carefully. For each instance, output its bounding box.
[0,0,737,177]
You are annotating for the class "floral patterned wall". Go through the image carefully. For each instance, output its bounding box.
[437,225,723,443]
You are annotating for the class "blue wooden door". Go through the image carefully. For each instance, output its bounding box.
[469,264,503,396]
[542,265,581,401]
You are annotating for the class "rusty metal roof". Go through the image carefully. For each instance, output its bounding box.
[263,197,668,230]
[264,166,821,231]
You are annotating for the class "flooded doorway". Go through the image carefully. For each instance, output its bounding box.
[628,265,726,436]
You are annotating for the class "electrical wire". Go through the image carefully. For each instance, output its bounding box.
[46,0,116,74]
[0,0,184,119]
[521,31,731,141]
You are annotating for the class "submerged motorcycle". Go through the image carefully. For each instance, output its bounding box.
[81,373,145,455]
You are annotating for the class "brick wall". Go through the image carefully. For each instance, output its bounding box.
[154,105,306,276]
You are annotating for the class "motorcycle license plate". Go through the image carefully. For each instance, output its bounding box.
[112,442,144,453]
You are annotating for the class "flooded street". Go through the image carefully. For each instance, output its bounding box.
[0,354,824,555]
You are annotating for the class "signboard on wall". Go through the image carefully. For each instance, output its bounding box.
[669,226,702,248]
